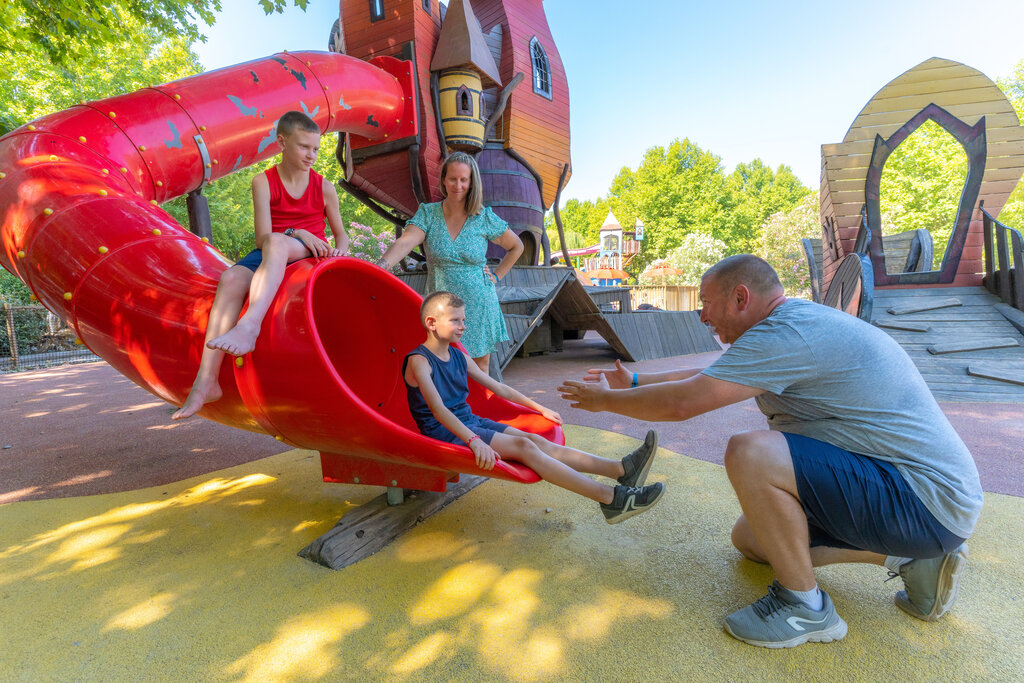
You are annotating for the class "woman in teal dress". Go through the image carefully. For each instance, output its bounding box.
[378,152,524,374]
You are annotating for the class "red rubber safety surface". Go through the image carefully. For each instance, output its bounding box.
[3,335,1022,504]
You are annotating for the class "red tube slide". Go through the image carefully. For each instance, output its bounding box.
[0,51,553,491]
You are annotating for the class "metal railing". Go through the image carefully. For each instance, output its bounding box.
[980,202,1024,311]
[1,303,99,372]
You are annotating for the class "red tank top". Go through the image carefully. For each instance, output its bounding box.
[266,166,327,242]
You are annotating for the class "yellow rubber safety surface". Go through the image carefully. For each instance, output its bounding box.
[1,426,1021,681]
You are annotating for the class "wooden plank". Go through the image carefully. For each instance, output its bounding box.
[884,63,987,85]
[864,74,1000,102]
[887,297,962,315]
[927,338,1020,354]
[298,475,488,570]
[857,87,1010,116]
[965,366,1024,386]
[849,99,1016,128]
[843,112,1024,143]
[875,320,931,332]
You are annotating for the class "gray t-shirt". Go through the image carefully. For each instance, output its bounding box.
[702,298,982,539]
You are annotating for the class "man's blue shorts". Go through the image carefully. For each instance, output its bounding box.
[784,433,966,559]
[234,248,313,272]
[425,415,509,446]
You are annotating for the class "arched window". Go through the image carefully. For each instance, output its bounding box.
[530,36,552,100]
[456,85,473,116]
[369,0,384,22]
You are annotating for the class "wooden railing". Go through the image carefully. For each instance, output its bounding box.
[625,285,699,312]
[980,202,1024,311]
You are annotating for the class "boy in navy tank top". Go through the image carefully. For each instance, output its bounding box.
[173,111,349,420]
[404,291,667,524]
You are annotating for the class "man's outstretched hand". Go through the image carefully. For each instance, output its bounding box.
[583,358,632,389]
[558,373,610,412]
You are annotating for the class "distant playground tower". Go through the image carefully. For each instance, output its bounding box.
[335,0,571,266]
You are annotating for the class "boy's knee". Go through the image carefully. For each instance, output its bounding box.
[525,432,547,447]
[263,232,290,251]
[218,267,252,291]
[507,435,539,458]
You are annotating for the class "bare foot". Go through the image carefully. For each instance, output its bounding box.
[207,321,259,356]
[171,379,223,420]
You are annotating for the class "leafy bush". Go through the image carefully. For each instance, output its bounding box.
[657,232,728,286]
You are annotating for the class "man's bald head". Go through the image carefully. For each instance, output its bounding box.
[702,255,783,299]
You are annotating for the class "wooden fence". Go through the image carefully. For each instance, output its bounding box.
[625,285,699,312]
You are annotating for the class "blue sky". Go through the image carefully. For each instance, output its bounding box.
[192,0,1024,202]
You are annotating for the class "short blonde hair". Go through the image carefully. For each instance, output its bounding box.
[439,152,483,215]
[420,291,466,322]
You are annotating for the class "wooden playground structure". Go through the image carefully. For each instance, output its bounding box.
[807,57,1024,401]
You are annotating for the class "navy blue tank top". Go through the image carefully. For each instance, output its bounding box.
[403,344,473,437]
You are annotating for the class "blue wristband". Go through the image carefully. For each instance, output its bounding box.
[631,373,638,388]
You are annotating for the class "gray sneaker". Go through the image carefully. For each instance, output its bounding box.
[894,543,969,621]
[600,482,665,524]
[618,429,658,487]
[724,581,848,649]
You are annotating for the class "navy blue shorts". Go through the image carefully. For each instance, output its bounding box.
[784,433,965,559]
[425,415,509,446]
[234,248,312,272]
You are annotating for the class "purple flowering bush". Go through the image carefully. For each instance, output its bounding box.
[343,222,395,262]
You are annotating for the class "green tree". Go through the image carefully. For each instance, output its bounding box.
[545,198,609,248]
[657,232,728,287]
[997,60,1024,229]
[607,138,729,274]
[758,192,822,298]
[2,1,311,68]
[0,12,203,136]
[546,228,589,255]
[879,120,968,270]
[1,0,220,67]
[722,160,811,254]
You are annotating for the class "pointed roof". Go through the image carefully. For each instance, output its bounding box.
[634,218,644,227]
[430,0,502,89]
[600,211,622,232]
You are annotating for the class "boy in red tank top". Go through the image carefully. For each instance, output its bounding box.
[173,111,349,420]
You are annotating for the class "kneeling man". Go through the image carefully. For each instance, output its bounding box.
[558,254,982,648]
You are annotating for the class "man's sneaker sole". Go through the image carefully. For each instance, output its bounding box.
[601,482,665,524]
[896,544,969,621]
[618,429,658,488]
[724,618,848,649]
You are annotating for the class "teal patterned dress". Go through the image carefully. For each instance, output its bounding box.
[408,202,510,358]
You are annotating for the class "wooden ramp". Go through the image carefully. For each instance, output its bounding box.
[396,266,720,373]
[871,286,1024,402]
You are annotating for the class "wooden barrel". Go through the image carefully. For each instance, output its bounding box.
[439,69,484,151]
[478,142,544,265]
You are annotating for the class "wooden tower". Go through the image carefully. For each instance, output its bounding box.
[820,57,1024,291]
[334,0,571,267]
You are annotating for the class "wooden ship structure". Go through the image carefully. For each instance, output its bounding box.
[333,0,570,266]
[806,57,1024,402]
[331,0,717,376]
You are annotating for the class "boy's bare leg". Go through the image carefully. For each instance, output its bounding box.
[503,427,625,479]
[172,266,253,419]
[208,234,310,356]
[490,433,615,504]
